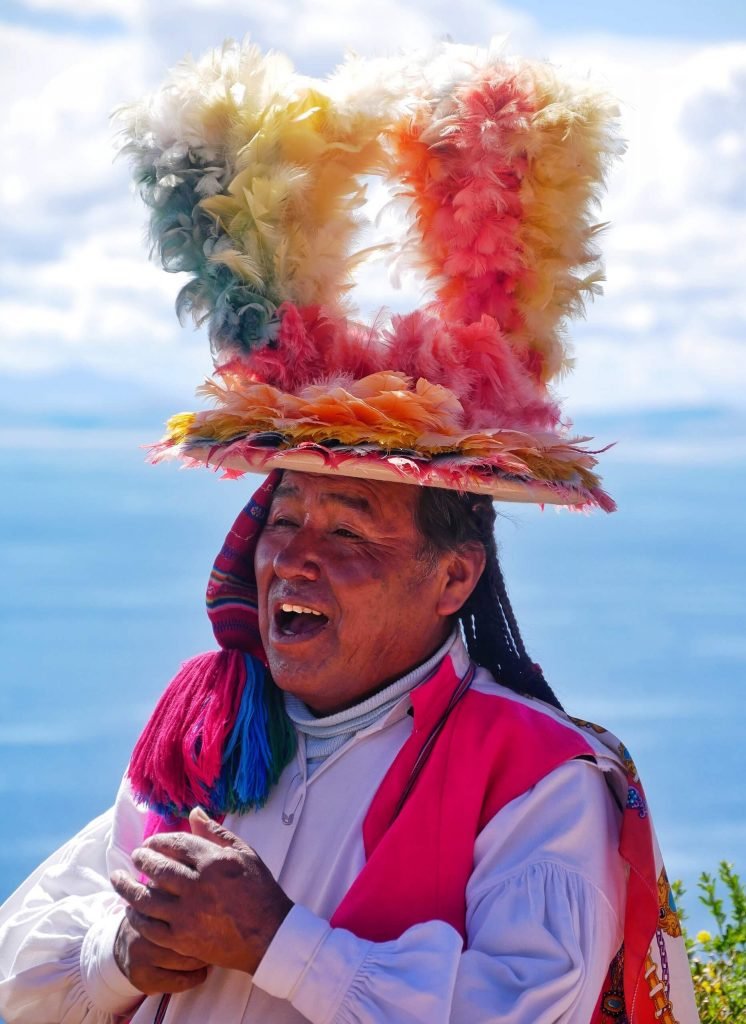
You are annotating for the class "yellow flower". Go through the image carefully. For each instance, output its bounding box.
[696,930,712,944]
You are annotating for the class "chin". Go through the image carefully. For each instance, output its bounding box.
[266,651,325,699]
[269,658,355,716]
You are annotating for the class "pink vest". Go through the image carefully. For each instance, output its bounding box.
[330,654,593,940]
[328,655,697,1024]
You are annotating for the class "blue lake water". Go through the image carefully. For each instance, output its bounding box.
[0,422,744,936]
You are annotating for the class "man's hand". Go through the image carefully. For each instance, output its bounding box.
[111,807,294,980]
[112,915,209,996]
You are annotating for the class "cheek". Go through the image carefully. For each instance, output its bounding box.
[330,561,393,625]
[253,539,275,621]
[337,566,409,633]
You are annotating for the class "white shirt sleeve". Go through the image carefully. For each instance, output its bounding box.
[0,778,146,1024]
[253,759,626,1024]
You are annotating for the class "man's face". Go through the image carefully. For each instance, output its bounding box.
[254,471,457,714]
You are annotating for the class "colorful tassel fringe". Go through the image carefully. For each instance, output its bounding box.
[128,648,295,818]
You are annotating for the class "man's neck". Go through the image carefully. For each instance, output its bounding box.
[287,629,459,727]
[305,628,458,719]
[284,629,460,777]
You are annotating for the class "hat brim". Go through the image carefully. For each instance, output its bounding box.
[155,439,615,511]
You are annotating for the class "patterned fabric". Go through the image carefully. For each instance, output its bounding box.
[206,469,282,655]
[128,470,294,822]
[567,723,700,1024]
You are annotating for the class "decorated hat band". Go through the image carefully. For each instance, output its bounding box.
[118,40,623,510]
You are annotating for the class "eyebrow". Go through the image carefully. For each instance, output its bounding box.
[273,483,375,517]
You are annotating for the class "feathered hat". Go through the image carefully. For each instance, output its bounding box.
[117,39,623,510]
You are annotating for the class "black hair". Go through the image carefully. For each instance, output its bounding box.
[414,487,563,710]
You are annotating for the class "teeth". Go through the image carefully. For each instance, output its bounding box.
[280,603,323,616]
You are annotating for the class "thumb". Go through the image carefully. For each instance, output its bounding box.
[188,806,245,850]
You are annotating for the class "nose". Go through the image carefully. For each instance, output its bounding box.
[272,525,321,582]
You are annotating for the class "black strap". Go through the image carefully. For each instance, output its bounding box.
[389,662,476,826]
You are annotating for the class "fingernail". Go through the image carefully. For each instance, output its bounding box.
[192,806,209,821]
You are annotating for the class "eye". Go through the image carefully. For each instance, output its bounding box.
[333,527,362,540]
[269,515,297,528]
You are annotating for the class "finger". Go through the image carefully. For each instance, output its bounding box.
[131,847,197,895]
[118,918,206,973]
[135,965,209,996]
[142,831,203,870]
[142,941,208,973]
[111,871,176,923]
[124,905,174,949]
[189,806,248,852]
[154,951,208,973]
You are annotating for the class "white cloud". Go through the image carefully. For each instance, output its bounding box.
[564,332,746,415]
[140,0,537,70]
[0,225,210,392]
[276,0,536,60]
[19,0,142,21]
[0,25,146,238]
[527,37,746,416]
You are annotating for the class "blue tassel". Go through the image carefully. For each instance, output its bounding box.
[206,654,296,814]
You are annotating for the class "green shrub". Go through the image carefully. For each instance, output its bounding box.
[673,863,746,1022]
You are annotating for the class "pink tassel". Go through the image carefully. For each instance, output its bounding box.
[128,649,246,815]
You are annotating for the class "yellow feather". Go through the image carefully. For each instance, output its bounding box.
[208,248,265,288]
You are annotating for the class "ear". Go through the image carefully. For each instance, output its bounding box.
[435,542,486,618]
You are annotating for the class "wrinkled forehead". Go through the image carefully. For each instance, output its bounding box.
[268,470,421,524]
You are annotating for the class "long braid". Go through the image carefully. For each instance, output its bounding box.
[415,488,564,711]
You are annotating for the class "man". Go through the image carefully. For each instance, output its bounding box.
[0,39,697,1023]
[0,470,630,1022]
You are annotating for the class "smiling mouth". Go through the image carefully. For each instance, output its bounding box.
[274,602,330,639]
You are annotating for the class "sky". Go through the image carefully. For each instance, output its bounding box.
[1,0,745,443]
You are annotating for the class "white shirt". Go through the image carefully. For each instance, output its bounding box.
[0,644,626,1024]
